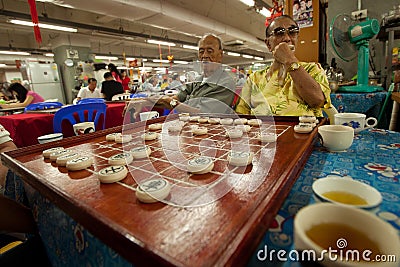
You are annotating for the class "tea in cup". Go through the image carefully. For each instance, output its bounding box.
[334,113,377,133]
[318,125,354,152]
[294,203,400,267]
[73,122,95,135]
[139,111,159,121]
[312,176,382,209]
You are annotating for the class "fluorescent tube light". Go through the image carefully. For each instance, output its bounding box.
[0,50,30,56]
[44,53,54,57]
[239,0,254,7]
[174,60,189,64]
[95,55,119,60]
[254,56,264,61]
[147,39,176,47]
[182,44,198,50]
[227,52,241,57]
[9,19,78,32]
[0,64,7,67]
[259,7,272,17]
[242,54,254,59]
[152,59,170,63]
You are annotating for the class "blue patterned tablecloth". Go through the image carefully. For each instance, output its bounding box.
[330,92,387,114]
[4,128,400,267]
[248,129,400,267]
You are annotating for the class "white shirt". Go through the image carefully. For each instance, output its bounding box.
[77,86,102,99]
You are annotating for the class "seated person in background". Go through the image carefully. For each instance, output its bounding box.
[107,63,122,83]
[169,74,184,91]
[101,72,124,101]
[76,78,102,101]
[121,70,131,92]
[142,77,159,92]
[235,15,331,117]
[130,33,235,115]
[236,73,246,87]
[0,83,44,109]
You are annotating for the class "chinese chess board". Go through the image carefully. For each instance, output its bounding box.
[3,114,324,267]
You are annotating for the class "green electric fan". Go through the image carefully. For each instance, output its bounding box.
[329,14,384,93]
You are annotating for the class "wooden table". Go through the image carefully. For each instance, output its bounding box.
[2,115,324,266]
[0,103,126,147]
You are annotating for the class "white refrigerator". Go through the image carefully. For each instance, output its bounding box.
[26,62,66,103]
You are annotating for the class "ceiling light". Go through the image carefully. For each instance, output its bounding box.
[9,19,78,32]
[126,57,136,61]
[0,50,30,56]
[227,52,241,57]
[44,53,54,57]
[259,7,272,17]
[152,59,170,63]
[0,64,7,67]
[254,56,264,61]
[95,55,119,60]
[174,60,189,64]
[239,0,254,7]
[182,44,198,50]
[147,39,176,47]
[242,54,254,59]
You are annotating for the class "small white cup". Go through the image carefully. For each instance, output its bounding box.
[318,125,354,152]
[37,133,63,144]
[139,111,159,121]
[334,113,377,133]
[73,122,95,135]
[294,203,400,267]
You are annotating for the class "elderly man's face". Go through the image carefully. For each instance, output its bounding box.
[198,36,223,63]
[88,81,97,91]
[265,17,299,52]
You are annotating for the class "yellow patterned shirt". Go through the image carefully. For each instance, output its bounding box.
[235,62,331,117]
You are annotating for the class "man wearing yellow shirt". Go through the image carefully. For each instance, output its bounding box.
[235,15,331,117]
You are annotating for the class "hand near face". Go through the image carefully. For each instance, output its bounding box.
[272,43,297,66]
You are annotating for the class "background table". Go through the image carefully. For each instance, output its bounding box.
[0,103,125,147]
[330,91,389,129]
[331,91,387,115]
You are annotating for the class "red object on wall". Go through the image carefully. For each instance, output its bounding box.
[28,0,42,44]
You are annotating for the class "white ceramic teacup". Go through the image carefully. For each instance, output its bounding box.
[294,203,400,267]
[139,111,159,121]
[318,125,354,152]
[334,113,377,133]
[312,176,382,209]
[73,122,95,135]
[37,133,63,144]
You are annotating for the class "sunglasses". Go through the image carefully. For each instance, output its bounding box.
[268,26,300,37]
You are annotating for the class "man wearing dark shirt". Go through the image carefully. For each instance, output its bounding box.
[101,72,124,101]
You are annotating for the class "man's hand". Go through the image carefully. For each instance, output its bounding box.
[272,42,297,66]
[147,95,173,108]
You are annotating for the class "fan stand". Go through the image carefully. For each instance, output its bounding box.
[339,40,384,93]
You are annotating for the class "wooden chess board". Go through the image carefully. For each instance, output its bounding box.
[2,114,325,267]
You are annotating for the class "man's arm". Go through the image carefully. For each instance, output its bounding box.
[273,42,326,108]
